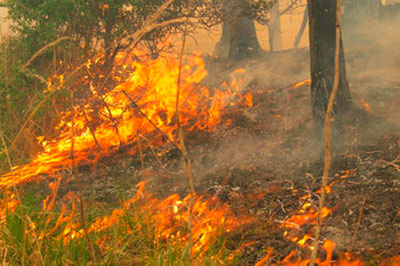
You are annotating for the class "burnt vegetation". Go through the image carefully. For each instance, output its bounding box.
[0,0,399,265]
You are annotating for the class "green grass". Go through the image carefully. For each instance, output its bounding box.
[0,188,243,266]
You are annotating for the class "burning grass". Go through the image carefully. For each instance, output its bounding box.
[0,43,399,265]
[0,52,250,188]
[0,51,257,265]
[0,181,249,265]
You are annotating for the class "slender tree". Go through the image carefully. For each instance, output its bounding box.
[293,6,308,49]
[308,0,352,130]
[267,0,282,52]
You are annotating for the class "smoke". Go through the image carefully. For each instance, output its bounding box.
[173,6,400,193]
[342,10,400,133]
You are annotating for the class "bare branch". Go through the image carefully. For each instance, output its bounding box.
[310,0,343,263]
[130,17,194,49]
[21,36,70,72]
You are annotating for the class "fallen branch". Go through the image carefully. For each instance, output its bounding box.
[9,88,60,154]
[8,55,90,155]
[97,94,122,148]
[377,157,400,173]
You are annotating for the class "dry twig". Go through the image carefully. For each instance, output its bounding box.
[176,0,195,263]
[20,37,70,73]
[69,91,98,266]
[309,0,343,263]
[136,130,145,172]
[129,0,193,49]
[0,130,12,170]
[9,89,59,154]
[377,157,400,173]
[121,90,179,150]
[348,197,366,253]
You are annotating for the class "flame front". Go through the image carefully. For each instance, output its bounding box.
[0,52,249,188]
[83,182,250,256]
[0,51,253,263]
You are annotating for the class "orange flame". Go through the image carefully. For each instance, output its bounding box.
[101,4,109,16]
[59,182,251,257]
[279,240,364,266]
[254,248,273,266]
[0,53,249,188]
[292,79,311,88]
[360,98,371,112]
[242,92,254,107]
[0,52,254,262]
[273,168,399,265]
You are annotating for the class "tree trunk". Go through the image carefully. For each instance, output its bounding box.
[268,0,282,52]
[214,0,263,61]
[293,6,308,50]
[308,0,352,129]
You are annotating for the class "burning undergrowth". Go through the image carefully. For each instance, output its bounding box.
[105,49,400,265]
[0,51,251,187]
[0,50,256,264]
[0,40,399,265]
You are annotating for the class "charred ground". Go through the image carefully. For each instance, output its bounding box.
[24,22,400,265]
[37,36,399,265]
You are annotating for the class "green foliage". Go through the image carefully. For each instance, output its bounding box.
[3,0,191,64]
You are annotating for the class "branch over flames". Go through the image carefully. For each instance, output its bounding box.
[0,52,251,188]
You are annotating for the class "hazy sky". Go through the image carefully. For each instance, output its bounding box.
[0,7,9,35]
[0,5,309,51]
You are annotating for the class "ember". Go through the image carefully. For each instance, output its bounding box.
[360,98,371,112]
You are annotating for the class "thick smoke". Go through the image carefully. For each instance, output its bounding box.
[174,4,400,191]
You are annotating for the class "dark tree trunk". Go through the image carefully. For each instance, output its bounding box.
[214,0,263,61]
[308,0,352,129]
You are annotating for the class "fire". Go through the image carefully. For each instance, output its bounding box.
[292,79,311,88]
[360,98,371,112]
[0,47,396,264]
[0,51,256,263]
[56,181,250,259]
[272,170,354,264]
[279,170,357,250]
[242,92,254,107]
[0,52,249,188]
[261,168,400,265]
[105,184,246,253]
